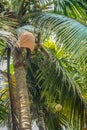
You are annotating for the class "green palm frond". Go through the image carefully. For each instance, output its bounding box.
[0,15,19,32]
[26,46,86,129]
[27,51,70,130]
[35,0,53,10]
[0,104,8,125]
[45,111,68,130]
[3,0,87,24]
[30,43,86,129]
[0,79,9,125]
[0,0,87,129]
[10,0,26,16]
[0,30,17,49]
[0,70,17,126]
[33,12,87,60]
[0,1,5,13]
[53,0,87,24]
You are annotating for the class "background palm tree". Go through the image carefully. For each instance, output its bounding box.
[0,0,87,130]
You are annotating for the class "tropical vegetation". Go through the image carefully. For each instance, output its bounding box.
[0,0,87,130]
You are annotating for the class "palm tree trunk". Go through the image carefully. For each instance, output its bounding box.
[12,48,31,130]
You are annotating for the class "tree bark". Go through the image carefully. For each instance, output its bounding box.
[12,49,31,130]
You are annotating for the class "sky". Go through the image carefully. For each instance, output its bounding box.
[0,126,8,130]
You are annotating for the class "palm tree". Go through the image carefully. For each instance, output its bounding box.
[0,0,87,130]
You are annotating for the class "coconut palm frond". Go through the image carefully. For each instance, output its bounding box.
[0,85,9,125]
[32,45,86,128]
[45,111,69,130]
[21,0,87,24]
[0,104,9,125]
[0,71,17,126]
[0,30,18,49]
[0,1,5,13]
[26,45,86,129]
[12,0,54,22]
[35,0,53,10]
[11,0,53,13]
[0,104,8,125]
[0,47,7,62]
[0,15,19,29]
[10,0,26,16]
[27,53,70,130]
[53,0,87,24]
[33,12,87,60]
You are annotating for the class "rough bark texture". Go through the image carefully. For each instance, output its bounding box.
[12,49,31,130]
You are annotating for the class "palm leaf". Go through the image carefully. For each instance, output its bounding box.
[20,0,87,24]
[0,30,18,49]
[26,52,70,130]
[0,82,9,125]
[33,12,87,60]
[36,0,53,10]
[26,49,86,129]
[32,43,86,129]
[45,111,68,130]
[10,0,26,16]
[53,0,87,24]
[0,15,19,30]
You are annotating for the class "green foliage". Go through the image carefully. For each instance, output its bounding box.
[26,39,86,129]
[53,0,87,24]
[0,81,9,125]
[33,12,87,61]
[0,0,87,129]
